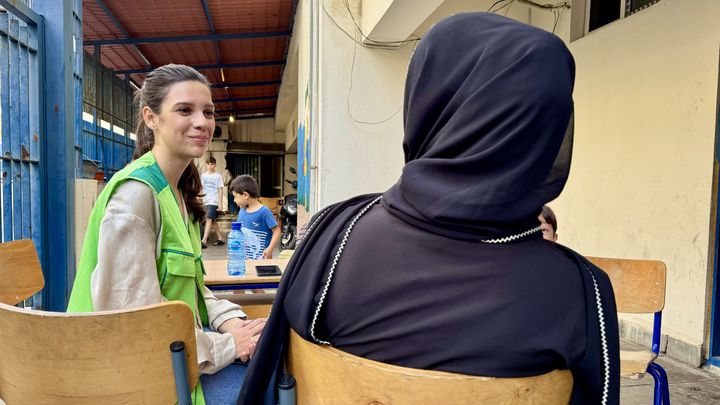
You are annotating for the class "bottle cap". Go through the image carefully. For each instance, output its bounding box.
[231,222,242,231]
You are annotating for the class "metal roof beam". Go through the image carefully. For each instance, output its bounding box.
[211,80,282,88]
[214,95,278,103]
[199,0,223,65]
[114,60,285,75]
[217,114,274,121]
[95,0,151,66]
[84,31,291,46]
[215,108,275,114]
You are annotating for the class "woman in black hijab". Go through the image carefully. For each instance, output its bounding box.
[238,12,619,405]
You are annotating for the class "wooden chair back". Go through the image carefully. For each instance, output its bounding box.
[586,257,666,313]
[0,301,198,405]
[0,239,44,305]
[286,330,573,405]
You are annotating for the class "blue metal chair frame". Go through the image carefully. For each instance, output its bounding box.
[647,311,670,405]
[170,341,193,405]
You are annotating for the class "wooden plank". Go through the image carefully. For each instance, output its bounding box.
[214,292,275,319]
[287,330,573,405]
[74,179,99,266]
[586,256,666,314]
[0,239,44,305]
[0,301,198,404]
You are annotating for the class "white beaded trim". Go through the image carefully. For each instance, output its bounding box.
[589,269,610,405]
[479,226,542,244]
[310,196,383,344]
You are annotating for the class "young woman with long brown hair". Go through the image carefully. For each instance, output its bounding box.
[68,64,264,404]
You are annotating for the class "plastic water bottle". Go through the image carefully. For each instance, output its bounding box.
[227,222,246,276]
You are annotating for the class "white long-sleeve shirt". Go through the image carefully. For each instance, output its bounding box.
[89,180,245,374]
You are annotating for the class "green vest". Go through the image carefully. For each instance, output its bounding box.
[68,151,208,404]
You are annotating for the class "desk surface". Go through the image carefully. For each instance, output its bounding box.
[204,258,288,285]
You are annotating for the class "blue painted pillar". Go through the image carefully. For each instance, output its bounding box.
[33,0,78,311]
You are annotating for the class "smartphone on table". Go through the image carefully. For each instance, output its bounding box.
[256,265,282,277]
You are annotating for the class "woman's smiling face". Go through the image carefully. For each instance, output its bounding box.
[147,80,215,160]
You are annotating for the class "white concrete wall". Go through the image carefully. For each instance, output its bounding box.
[227,118,282,144]
[556,0,720,346]
[284,105,299,197]
[315,0,410,208]
[285,104,298,152]
[293,0,312,214]
[276,3,301,135]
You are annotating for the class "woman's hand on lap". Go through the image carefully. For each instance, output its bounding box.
[228,318,267,361]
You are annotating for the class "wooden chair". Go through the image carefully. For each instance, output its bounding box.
[0,239,45,305]
[0,301,199,405]
[286,330,573,405]
[586,256,669,404]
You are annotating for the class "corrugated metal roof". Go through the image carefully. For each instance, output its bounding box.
[82,0,297,118]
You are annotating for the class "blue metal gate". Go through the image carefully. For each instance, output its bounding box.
[0,2,44,305]
[1,0,82,310]
[80,51,135,180]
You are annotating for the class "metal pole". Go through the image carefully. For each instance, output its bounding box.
[169,341,192,405]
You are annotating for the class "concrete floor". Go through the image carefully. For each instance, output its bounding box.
[620,341,720,404]
[203,239,231,260]
[203,242,720,404]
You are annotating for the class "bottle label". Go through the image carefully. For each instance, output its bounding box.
[228,239,243,252]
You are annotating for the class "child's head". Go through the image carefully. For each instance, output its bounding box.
[230,175,260,208]
[206,156,217,172]
[538,205,558,242]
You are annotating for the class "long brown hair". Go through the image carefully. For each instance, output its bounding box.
[132,64,211,223]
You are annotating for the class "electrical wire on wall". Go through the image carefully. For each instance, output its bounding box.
[323,0,571,125]
[552,9,560,33]
[321,0,417,125]
[517,0,570,11]
[517,0,570,34]
[488,0,515,13]
[321,0,420,50]
[492,0,570,34]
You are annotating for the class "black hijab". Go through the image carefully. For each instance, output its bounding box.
[384,12,575,240]
[237,13,618,405]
